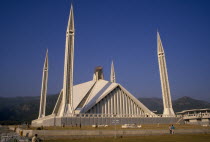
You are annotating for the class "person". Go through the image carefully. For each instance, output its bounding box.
[32,134,39,142]
[171,125,175,134]
[19,130,23,136]
[27,123,30,129]
[169,125,172,134]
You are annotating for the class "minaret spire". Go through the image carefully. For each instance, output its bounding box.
[110,61,116,83]
[157,32,175,117]
[38,49,48,118]
[60,4,75,116]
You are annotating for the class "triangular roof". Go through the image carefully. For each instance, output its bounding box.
[73,80,95,109]
[81,80,118,112]
[53,79,155,116]
[72,79,155,115]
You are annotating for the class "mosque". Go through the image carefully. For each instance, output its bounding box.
[32,5,177,127]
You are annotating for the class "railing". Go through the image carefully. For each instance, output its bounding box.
[71,113,180,118]
[34,113,181,121]
[182,113,210,119]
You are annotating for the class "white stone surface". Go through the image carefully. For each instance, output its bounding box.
[81,80,118,112]
[157,32,175,117]
[73,80,95,109]
[38,50,48,118]
[60,4,75,116]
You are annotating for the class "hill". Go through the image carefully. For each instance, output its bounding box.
[139,96,210,114]
[138,97,163,113]
[173,96,210,112]
[0,95,210,124]
[0,95,58,124]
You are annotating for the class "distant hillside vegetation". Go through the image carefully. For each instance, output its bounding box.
[0,94,58,124]
[173,96,210,112]
[139,97,163,113]
[139,96,210,114]
[0,95,210,124]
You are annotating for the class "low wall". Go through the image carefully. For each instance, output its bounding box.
[9,126,210,139]
[8,126,33,137]
[32,117,183,127]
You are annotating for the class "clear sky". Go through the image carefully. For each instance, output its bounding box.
[0,0,210,101]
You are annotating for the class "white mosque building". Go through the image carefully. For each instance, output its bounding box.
[32,5,177,127]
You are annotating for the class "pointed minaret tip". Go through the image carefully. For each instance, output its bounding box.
[44,49,48,69]
[67,3,74,32]
[110,61,116,83]
[70,3,73,14]
[157,31,164,54]
[157,30,160,40]
[71,3,73,9]
[46,49,48,59]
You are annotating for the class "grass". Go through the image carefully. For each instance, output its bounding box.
[28,124,207,130]
[44,134,210,142]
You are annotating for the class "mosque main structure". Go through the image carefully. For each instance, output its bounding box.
[32,5,177,126]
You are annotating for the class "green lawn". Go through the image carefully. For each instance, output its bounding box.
[44,134,210,142]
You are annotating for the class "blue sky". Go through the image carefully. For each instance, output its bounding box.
[0,0,210,101]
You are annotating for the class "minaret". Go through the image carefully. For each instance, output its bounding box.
[157,32,175,117]
[60,4,75,116]
[110,61,116,83]
[38,49,48,118]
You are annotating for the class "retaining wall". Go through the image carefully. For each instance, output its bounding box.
[32,117,183,127]
[8,126,210,139]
